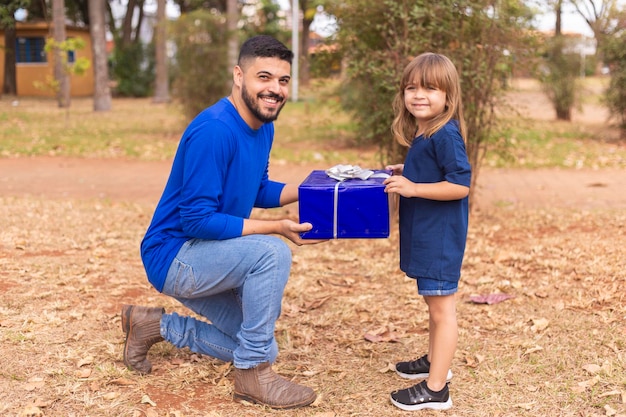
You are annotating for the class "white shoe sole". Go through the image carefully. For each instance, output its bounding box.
[390,396,453,411]
[396,369,453,381]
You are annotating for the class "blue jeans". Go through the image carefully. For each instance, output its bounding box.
[159,235,291,369]
[415,276,458,296]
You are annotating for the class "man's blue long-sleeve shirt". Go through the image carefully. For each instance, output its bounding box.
[140,98,285,292]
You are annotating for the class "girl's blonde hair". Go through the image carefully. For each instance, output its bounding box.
[391,53,467,147]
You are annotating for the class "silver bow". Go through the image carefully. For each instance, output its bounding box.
[325,164,375,181]
[325,164,390,181]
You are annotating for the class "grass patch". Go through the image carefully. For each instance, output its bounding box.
[0,97,186,160]
[486,118,626,169]
[1,77,624,169]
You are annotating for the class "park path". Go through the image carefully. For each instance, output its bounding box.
[0,156,625,210]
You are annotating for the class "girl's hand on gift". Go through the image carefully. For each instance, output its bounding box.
[385,164,404,175]
[383,175,416,198]
[383,178,470,201]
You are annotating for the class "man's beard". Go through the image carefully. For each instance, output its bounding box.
[241,83,285,124]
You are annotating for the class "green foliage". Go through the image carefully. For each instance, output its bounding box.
[601,24,626,132]
[309,49,341,78]
[241,0,290,43]
[111,41,156,97]
[538,36,581,121]
[169,10,230,120]
[44,37,90,76]
[0,1,29,28]
[326,0,536,185]
[172,0,226,13]
[36,37,91,96]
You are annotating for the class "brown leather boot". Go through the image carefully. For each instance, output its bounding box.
[233,362,316,409]
[121,304,165,374]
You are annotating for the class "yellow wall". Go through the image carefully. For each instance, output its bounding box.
[0,22,94,97]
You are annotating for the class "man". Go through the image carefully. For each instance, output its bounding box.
[121,35,322,410]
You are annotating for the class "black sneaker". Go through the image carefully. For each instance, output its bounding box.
[390,380,452,411]
[395,354,453,380]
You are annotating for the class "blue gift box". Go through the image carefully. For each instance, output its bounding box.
[298,170,390,239]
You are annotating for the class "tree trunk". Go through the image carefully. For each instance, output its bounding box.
[555,0,562,35]
[225,0,238,93]
[299,0,311,86]
[553,0,572,121]
[152,0,169,103]
[133,0,145,45]
[53,0,70,108]
[121,0,137,46]
[3,23,17,95]
[105,1,119,40]
[226,0,238,69]
[556,107,572,121]
[89,0,112,111]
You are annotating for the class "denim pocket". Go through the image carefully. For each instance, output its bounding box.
[163,258,197,298]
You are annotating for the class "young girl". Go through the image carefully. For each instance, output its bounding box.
[383,53,471,411]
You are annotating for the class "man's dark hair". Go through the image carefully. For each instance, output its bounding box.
[238,35,293,67]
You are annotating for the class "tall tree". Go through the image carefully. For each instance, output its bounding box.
[541,0,578,120]
[89,0,111,110]
[603,13,626,133]
[328,0,536,193]
[153,0,169,103]
[295,0,331,86]
[52,0,70,107]
[585,1,626,133]
[120,0,138,46]
[226,0,238,69]
[109,0,154,97]
[556,0,563,34]
[173,0,226,14]
[569,0,622,66]
[1,0,29,95]
[298,0,313,86]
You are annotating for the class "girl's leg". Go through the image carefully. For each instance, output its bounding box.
[424,294,457,391]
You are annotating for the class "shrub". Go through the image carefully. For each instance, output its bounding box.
[327,0,536,190]
[538,36,581,121]
[602,27,626,133]
[169,10,230,120]
[111,41,155,97]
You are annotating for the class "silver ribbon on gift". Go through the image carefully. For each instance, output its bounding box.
[324,164,390,238]
[325,164,376,181]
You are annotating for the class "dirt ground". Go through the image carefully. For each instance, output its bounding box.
[1,156,625,211]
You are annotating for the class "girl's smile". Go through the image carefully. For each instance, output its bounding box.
[404,84,447,127]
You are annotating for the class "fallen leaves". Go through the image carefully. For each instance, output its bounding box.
[574,375,601,392]
[463,353,485,368]
[303,295,333,311]
[363,327,401,343]
[522,345,544,356]
[23,377,45,392]
[110,377,135,386]
[1,196,626,416]
[530,317,550,332]
[74,368,92,379]
[468,293,516,304]
[140,394,157,407]
[18,405,44,417]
